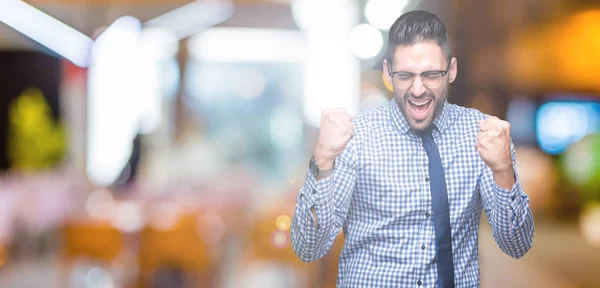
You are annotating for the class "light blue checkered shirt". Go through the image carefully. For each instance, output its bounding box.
[291,99,535,287]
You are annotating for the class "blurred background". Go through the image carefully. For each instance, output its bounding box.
[0,0,599,287]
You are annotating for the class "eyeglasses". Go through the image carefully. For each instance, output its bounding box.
[387,63,450,89]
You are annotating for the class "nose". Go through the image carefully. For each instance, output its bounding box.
[411,76,426,97]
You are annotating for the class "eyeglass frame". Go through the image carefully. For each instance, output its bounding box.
[386,61,451,88]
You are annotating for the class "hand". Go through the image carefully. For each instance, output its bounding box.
[476,117,513,173]
[314,108,355,169]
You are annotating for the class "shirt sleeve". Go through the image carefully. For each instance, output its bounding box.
[479,141,535,259]
[291,128,360,263]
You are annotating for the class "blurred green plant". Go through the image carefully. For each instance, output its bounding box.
[560,133,600,202]
[7,88,66,171]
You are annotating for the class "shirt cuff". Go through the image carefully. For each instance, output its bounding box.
[494,176,523,211]
[300,168,333,206]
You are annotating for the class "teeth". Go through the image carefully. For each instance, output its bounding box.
[409,100,431,106]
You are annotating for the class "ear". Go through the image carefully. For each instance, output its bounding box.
[448,57,458,83]
[383,59,394,91]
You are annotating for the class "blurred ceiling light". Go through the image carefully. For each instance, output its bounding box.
[293,0,360,128]
[87,16,142,187]
[0,0,93,67]
[92,16,142,60]
[188,28,305,62]
[135,28,178,135]
[347,24,383,59]
[292,0,355,32]
[144,0,233,40]
[137,28,179,62]
[536,101,600,155]
[365,0,409,30]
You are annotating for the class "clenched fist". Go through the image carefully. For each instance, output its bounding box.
[476,117,513,173]
[314,108,355,170]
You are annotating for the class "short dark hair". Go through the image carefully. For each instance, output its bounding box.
[387,10,451,69]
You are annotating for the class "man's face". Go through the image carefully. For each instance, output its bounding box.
[384,41,457,132]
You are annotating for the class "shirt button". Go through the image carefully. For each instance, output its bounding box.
[417,280,422,285]
[312,189,317,194]
[425,212,430,218]
[421,245,426,250]
[425,176,430,182]
[511,196,516,200]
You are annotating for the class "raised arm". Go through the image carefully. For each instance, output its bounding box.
[476,117,534,258]
[291,108,360,262]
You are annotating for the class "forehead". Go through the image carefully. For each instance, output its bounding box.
[391,41,446,71]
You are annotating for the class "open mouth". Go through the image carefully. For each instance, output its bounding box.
[407,99,433,120]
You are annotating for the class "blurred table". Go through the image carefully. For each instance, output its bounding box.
[480,218,600,288]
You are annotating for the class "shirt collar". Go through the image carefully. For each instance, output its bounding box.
[389,98,451,136]
[433,100,451,135]
[389,98,411,135]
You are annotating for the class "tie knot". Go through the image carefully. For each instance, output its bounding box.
[417,129,434,141]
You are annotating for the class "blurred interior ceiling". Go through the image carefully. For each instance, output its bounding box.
[0,0,296,50]
[2,0,600,93]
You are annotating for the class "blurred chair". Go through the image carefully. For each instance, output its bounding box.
[60,221,124,287]
[138,213,214,288]
[235,207,320,288]
[0,243,7,268]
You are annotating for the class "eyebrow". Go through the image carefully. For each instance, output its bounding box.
[392,68,445,73]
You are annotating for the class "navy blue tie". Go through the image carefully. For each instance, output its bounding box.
[419,129,455,288]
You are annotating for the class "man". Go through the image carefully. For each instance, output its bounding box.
[291,10,534,288]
